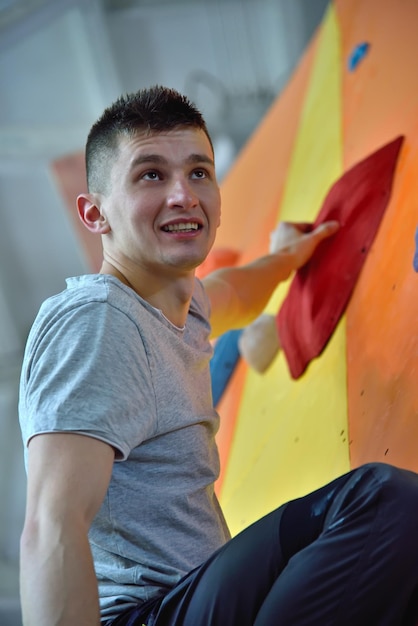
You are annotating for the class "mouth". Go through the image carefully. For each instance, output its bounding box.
[161,221,201,233]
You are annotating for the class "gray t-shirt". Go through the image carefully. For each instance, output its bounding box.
[19,274,231,621]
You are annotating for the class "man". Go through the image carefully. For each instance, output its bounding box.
[19,86,418,625]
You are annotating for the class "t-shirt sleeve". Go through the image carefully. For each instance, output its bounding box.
[20,300,157,460]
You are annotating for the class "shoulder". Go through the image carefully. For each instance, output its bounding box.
[191,277,211,318]
[189,278,212,334]
[22,275,152,384]
[31,274,148,341]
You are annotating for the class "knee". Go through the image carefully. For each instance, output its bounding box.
[361,462,418,509]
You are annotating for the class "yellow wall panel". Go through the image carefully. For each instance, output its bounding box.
[220,5,351,536]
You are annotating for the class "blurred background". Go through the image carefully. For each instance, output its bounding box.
[0,0,329,623]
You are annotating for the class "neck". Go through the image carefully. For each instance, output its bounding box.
[100,259,195,328]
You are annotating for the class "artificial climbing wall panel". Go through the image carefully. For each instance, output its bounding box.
[213,0,418,536]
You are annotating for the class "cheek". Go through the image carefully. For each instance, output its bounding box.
[129,196,157,227]
[209,188,221,227]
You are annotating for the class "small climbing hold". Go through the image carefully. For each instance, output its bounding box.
[348,42,370,72]
[414,226,418,272]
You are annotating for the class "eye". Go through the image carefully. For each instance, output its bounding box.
[191,169,208,180]
[142,170,161,181]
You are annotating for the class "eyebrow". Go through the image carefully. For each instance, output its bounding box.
[129,153,215,171]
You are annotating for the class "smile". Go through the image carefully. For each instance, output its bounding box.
[162,222,200,232]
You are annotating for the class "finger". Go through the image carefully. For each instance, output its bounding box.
[314,220,340,238]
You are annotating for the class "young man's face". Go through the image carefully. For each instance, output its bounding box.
[99,127,221,278]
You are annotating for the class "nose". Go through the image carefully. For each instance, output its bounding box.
[166,176,198,209]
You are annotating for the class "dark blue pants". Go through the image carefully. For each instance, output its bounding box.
[108,463,418,625]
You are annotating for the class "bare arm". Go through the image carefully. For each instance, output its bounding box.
[203,220,338,338]
[20,433,115,626]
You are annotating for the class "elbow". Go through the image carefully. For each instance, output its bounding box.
[20,515,40,558]
[20,515,54,571]
[20,510,88,565]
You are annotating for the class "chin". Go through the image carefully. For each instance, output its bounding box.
[165,257,204,272]
[179,251,209,270]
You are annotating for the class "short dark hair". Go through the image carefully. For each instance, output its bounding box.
[85,85,212,193]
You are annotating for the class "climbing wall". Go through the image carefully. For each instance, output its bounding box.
[212,0,418,536]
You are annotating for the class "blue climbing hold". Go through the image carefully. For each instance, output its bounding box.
[414,226,418,272]
[210,329,243,407]
[348,42,370,72]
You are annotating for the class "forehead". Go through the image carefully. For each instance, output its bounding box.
[115,127,214,169]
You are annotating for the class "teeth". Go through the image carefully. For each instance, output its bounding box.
[163,222,199,232]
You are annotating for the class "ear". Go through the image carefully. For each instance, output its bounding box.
[77,193,110,234]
